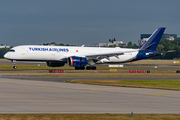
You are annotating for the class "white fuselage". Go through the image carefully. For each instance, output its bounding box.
[4,45,139,63]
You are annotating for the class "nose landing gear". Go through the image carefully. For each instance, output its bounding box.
[13,66,17,69]
[12,60,17,69]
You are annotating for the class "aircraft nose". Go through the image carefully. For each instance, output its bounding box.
[4,53,9,59]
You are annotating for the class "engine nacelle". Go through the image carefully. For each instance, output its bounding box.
[46,61,65,67]
[68,56,87,67]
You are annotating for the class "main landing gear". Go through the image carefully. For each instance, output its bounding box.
[75,66,85,70]
[74,66,96,70]
[12,60,17,69]
[86,66,96,70]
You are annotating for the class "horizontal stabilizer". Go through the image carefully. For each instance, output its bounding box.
[149,50,175,57]
[160,50,175,55]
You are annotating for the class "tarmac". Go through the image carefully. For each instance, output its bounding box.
[0,76,180,113]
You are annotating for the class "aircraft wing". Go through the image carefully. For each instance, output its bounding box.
[85,50,138,60]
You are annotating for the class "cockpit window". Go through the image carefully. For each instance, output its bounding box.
[9,49,15,52]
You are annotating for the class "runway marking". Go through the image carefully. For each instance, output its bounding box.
[88,90,106,91]
[150,95,172,97]
[40,86,56,87]
[1,82,15,84]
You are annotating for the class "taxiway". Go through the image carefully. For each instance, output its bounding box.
[0,77,180,113]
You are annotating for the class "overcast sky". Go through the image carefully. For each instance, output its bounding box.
[0,0,179,46]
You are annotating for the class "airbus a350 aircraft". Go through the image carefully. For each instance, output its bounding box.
[4,27,169,70]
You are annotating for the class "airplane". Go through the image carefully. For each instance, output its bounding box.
[4,27,170,70]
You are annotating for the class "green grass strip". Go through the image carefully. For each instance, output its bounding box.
[66,80,180,90]
[0,63,180,70]
[0,114,180,120]
[6,74,180,78]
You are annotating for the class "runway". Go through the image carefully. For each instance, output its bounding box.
[0,77,180,113]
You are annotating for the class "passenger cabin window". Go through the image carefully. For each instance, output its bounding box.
[9,49,15,52]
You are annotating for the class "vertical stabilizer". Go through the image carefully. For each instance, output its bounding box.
[139,27,165,51]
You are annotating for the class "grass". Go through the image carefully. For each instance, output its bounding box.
[0,114,180,120]
[3,59,179,65]
[0,64,74,70]
[126,59,180,65]
[0,59,180,70]
[0,70,48,73]
[0,59,9,61]
[7,74,180,78]
[0,69,177,74]
[64,70,177,74]
[1,64,180,71]
[66,80,180,90]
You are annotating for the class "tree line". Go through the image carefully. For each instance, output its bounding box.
[125,38,180,59]
[153,38,180,59]
[0,39,180,59]
[42,42,76,46]
[0,47,11,58]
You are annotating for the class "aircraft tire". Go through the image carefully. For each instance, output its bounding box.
[81,66,85,70]
[86,66,96,70]
[13,66,17,69]
[75,66,85,70]
[75,67,79,70]
[86,66,90,70]
[92,66,96,70]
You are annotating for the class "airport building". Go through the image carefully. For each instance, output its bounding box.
[91,41,126,47]
[0,44,10,48]
[138,34,177,46]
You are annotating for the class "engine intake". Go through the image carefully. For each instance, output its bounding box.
[68,56,87,67]
[46,61,65,67]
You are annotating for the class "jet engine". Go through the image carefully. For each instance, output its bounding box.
[68,56,87,67]
[46,61,65,67]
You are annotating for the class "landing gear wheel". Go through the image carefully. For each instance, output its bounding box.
[75,67,79,70]
[12,60,17,69]
[75,66,85,70]
[92,66,96,70]
[13,66,17,69]
[86,66,96,70]
[86,66,90,70]
[80,66,85,70]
